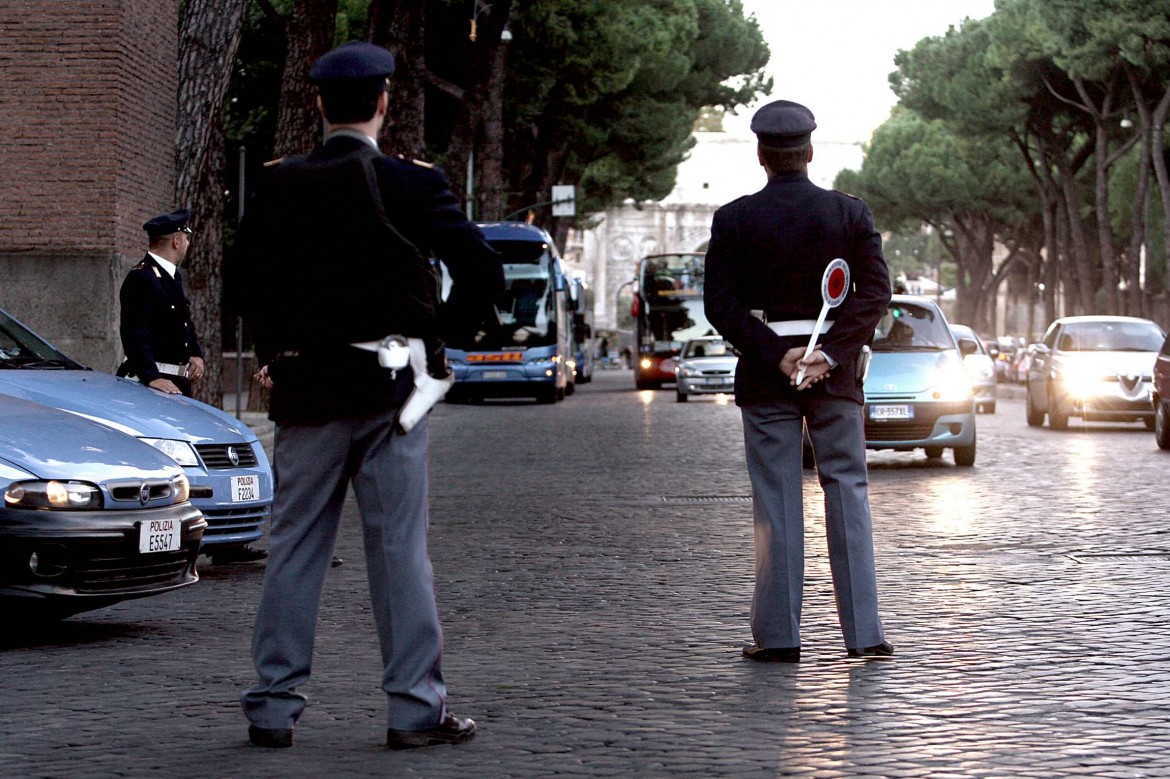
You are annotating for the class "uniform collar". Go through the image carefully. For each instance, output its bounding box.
[327,127,379,149]
[147,252,178,279]
[766,171,810,184]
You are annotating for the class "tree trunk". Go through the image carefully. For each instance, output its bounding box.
[1055,160,1095,314]
[372,0,428,157]
[477,37,509,220]
[272,0,338,158]
[176,0,249,408]
[1149,84,1170,298]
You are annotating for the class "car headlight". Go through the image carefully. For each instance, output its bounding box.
[172,474,190,504]
[931,368,973,401]
[4,480,102,510]
[640,358,653,370]
[140,438,201,467]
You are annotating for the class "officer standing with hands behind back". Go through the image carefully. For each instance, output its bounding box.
[233,42,503,750]
[704,99,894,663]
[118,209,205,396]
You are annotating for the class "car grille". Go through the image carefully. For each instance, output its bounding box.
[73,548,195,594]
[195,443,259,469]
[865,421,938,441]
[201,505,270,538]
[698,369,733,376]
[109,479,176,504]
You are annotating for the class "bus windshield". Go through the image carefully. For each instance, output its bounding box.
[638,253,712,351]
[482,240,559,349]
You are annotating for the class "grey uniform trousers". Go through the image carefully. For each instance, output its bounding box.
[741,396,885,650]
[241,410,447,732]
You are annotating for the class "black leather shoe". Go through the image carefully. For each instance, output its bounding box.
[331,556,344,568]
[211,545,268,564]
[742,644,801,663]
[846,641,895,659]
[386,713,476,749]
[248,725,293,748]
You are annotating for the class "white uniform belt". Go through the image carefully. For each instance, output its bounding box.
[155,361,188,377]
[767,320,834,337]
[351,341,381,352]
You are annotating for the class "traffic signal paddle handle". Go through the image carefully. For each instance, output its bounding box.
[795,302,830,385]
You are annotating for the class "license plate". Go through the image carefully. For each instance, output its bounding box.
[482,370,509,379]
[870,404,912,420]
[231,475,259,502]
[139,517,181,554]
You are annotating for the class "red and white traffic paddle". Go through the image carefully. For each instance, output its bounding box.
[795,258,850,385]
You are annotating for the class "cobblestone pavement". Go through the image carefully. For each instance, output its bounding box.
[3,371,1169,778]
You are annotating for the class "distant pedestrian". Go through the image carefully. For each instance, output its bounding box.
[117,209,204,396]
[704,99,894,663]
[233,41,503,750]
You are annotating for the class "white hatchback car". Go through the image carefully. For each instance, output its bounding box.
[674,337,737,402]
[1025,315,1165,430]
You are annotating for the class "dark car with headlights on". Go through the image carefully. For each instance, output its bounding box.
[674,336,736,401]
[1025,315,1164,430]
[1154,333,1170,449]
[0,395,204,618]
[864,296,977,466]
[0,307,270,558]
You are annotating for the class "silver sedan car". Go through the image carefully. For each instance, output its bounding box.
[674,337,737,402]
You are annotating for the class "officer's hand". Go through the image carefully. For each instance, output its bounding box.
[780,345,831,390]
[253,365,273,389]
[148,378,183,395]
[188,356,205,383]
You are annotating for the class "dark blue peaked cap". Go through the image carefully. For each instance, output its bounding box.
[750,100,817,148]
[142,209,191,237]
[309,42,396,83]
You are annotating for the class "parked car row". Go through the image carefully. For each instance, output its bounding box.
[0,307,274,619]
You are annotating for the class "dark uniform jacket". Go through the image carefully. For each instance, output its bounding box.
[231,133,503,424]
[704,171,891,406]
[119,254,203,393]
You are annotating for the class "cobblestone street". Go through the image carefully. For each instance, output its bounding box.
[3,370,1169,778]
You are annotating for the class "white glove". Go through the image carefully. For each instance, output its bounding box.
[396,338,454,434]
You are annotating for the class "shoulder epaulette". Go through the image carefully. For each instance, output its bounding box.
[835,190,862,200]
[263,157,285,168]
[396,154,434,169]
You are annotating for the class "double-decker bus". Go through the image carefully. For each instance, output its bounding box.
[445,222,574,404]
[631,252,712,389]
[568,275,595,385]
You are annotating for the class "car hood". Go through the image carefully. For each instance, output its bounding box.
[1054,351,1158,376]
[0,395,180,482]
[678,357,738,370]
[0,371,256,444]
[866,350,962,394]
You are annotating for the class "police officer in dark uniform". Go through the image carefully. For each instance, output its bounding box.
[118,209,205,396]
[234,42,503,750]
[704,99,894,663]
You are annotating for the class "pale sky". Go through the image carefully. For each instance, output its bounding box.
[732,0,998,144]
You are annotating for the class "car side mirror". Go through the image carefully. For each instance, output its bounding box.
[958,338,978,357]
[1030,343,1050,356]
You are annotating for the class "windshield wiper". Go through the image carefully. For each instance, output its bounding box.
[13,358,74,369]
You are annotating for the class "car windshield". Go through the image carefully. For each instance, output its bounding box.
[1057,321,1164,352]
[872,303,953,351]
[0,311,82,369]
[684,340,729,358]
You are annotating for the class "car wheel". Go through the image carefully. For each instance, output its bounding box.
[565,380,575,397]
[676,390,688,402]
[924,446,944,459]
[1048,397,1069,430]
[556,384,566,402]
[953,436,976,467]
[1025,386,1044,427]
[536,386,557,404]
[1156,401,1170,450]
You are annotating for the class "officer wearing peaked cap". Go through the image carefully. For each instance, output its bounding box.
[235,41,502,751]
[704,99,894,663]
[117,208,204,396]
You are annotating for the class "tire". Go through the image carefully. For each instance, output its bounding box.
[1143,415,1154,431]
[676,391,688,402]
[953,435,976,467]
[555,384,566,402]
[565,380,575,397]
[536,385,556,404]
[1156,401,1170,450]
[635,377,656,390]
[924,447,944,459]
[1025,386,1044,427]
[1048,394,1069,430]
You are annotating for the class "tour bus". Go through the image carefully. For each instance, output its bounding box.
[568,274,595,386]
[632,252,712,389]
[445,222,574,403]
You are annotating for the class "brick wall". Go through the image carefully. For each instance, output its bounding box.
[0,1,177,370]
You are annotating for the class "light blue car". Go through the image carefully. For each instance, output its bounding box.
[0,394,205,618]
[0,308,272,555]
[864,295,977,466]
